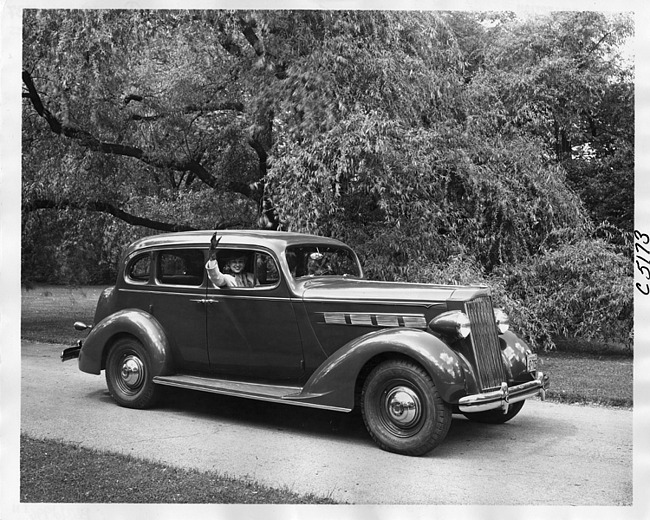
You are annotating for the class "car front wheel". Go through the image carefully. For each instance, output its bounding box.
[105,337,159,409]
[361,359,452,456]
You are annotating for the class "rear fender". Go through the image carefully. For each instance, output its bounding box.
[296,328,470,410]
[78,309,173,377]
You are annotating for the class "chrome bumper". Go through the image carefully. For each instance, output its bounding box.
[61,341,82,362]
[458,372,549,413]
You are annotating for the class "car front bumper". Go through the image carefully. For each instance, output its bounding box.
[457,372,549,413]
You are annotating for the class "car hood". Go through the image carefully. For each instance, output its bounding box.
[296,277,490,305]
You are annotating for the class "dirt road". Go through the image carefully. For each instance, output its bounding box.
[20,341,633,505]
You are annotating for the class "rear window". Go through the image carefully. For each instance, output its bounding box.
[126,253,151,284]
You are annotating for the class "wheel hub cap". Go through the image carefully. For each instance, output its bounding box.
[120,355,144,389]
[385,386,421,427]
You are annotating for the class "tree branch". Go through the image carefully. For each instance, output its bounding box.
[237,16,288,79]
[238,16,264,57]
[23,198,198,232]
[22,69,219,188]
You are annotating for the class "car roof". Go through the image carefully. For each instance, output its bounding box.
[124,229,351,257]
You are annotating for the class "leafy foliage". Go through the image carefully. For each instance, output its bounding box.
[493,238,633,351]
[22,209,130,284]
[21,10,634,349]
[457,11,634,235]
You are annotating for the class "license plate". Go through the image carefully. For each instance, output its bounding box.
[526,353,538,372]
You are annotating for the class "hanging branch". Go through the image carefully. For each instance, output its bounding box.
[23,198,199,232]
[22,69,219,190]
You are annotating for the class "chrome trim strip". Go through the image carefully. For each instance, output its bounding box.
[458,373,548,413]
[119,288,204,297]
[206,294,292,302]
[119,287,291,302]
[320,312,427,329]
[307,298,434,307]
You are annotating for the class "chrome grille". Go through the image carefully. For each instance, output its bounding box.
[465,297,506,390]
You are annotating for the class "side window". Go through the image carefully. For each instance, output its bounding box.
[213,249,280,288]
[255,252,280,286]
[157,249,205,286]
[126,253,151,284]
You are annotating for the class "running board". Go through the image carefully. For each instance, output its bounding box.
[152,374,350,412]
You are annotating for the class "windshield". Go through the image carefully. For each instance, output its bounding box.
[286,245,362,279]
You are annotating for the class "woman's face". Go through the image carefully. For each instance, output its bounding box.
[228,257,246,274]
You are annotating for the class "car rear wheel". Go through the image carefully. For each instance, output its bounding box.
[105,337,159,409]
[361,359,452,456]
[462,400,525,424]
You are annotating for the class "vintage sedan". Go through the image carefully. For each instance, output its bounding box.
[62,230,548,456]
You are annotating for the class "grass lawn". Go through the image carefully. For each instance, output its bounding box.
[20,436,339,504]
[542,351,632,408]
[21,284,109,345]
[19,284,633,503]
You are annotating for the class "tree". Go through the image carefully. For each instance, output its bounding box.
[451,11,634,236]
[266,11,599,275]
[22,11,631,285]
[23,11,267,232]
[22,9,633,349]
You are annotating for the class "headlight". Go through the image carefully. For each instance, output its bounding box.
[429,311,471,339]
[494,308,510,334]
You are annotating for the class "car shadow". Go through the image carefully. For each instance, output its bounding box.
[158,386,371,445]
[156,388,566,457]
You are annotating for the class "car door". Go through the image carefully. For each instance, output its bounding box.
[143,247,210,371]
[206,248,305,381]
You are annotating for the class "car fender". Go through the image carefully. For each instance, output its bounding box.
[499,330,535,380]
[78,308,173,377]
[295,328,470,410]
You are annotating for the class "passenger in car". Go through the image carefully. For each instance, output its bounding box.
[205,233,255,288]
[306,252,332,276]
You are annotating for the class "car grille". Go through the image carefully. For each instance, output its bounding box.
[465,296,506,391]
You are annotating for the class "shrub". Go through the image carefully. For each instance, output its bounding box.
[492,238,633,351]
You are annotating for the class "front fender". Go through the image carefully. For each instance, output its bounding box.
[296,328,469,410]
[78,308,173,377]
[500,330,536,380]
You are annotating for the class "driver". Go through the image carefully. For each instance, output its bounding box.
[306,252,332,276]
[205,233,255,288]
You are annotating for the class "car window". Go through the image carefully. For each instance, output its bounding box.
[286,245,361,278]
[255,252,280,286]
[215,249,280,288]
[126,253,151,283]
[157,249,205,286]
